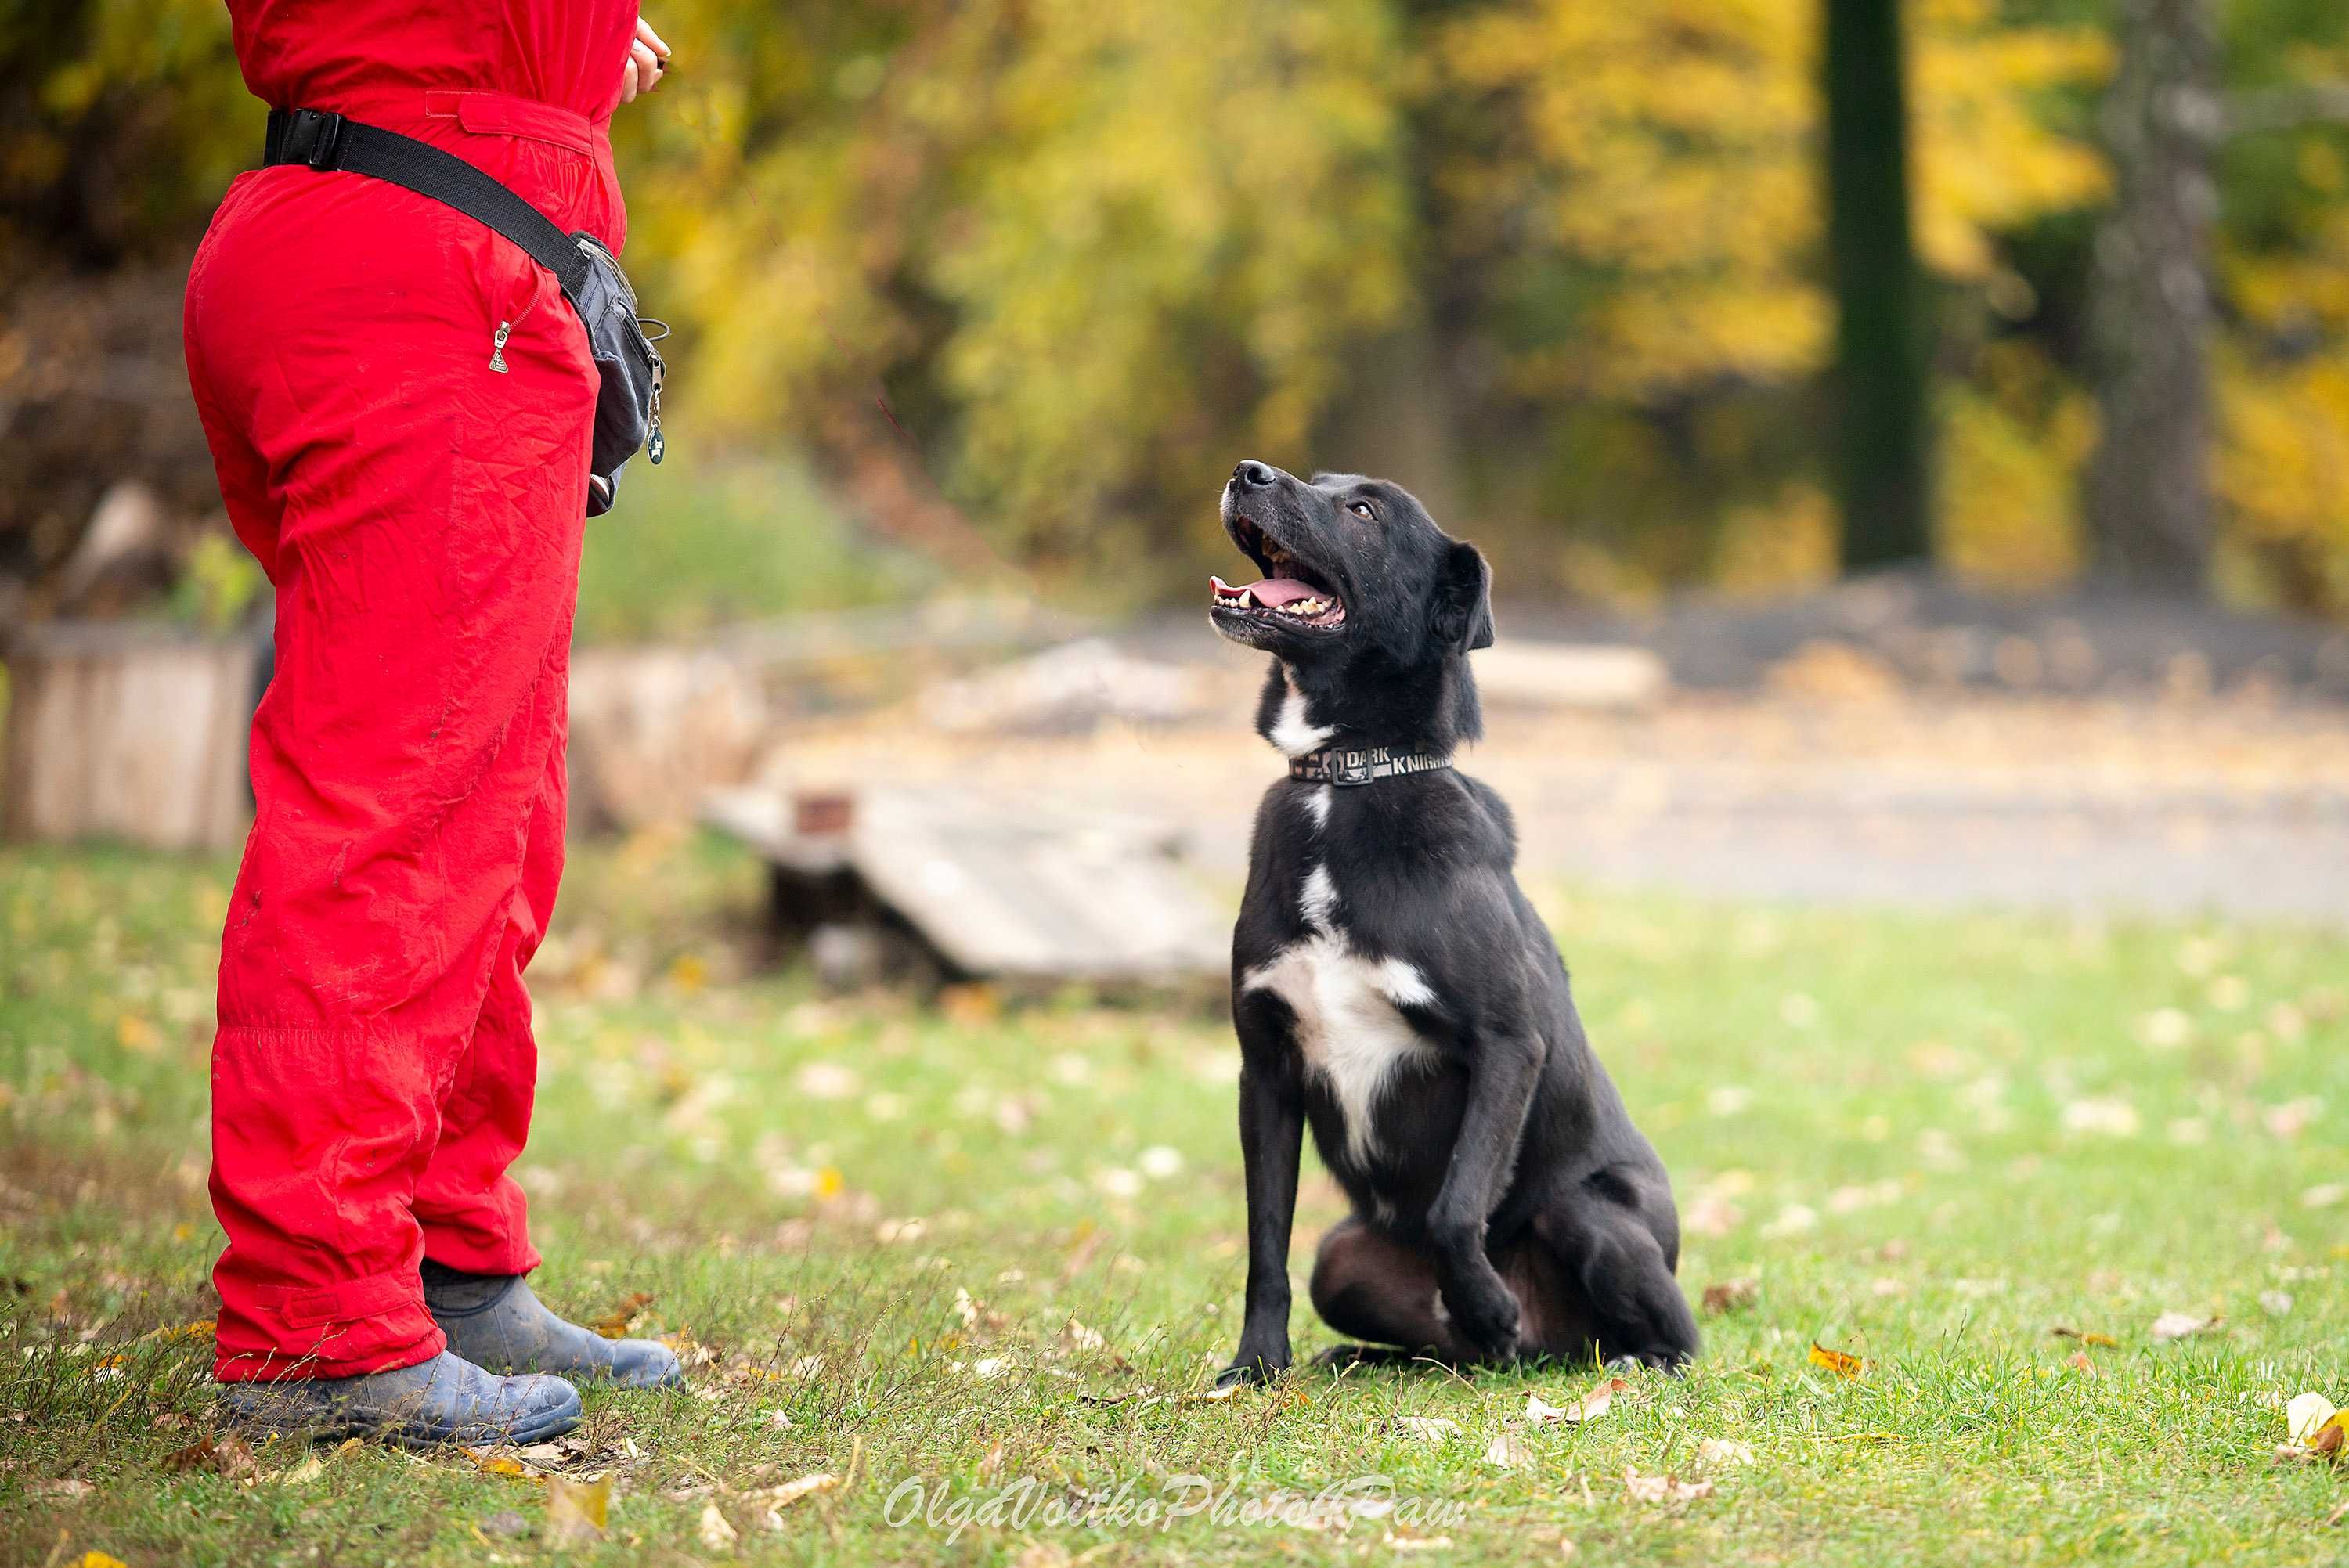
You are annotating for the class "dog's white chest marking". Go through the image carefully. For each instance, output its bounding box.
[1243,862,1437,1163]
[1268,667,1336,758]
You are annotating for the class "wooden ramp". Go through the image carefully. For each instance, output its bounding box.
[702,785,1230,987]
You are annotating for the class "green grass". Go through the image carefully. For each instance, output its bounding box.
[4,835,2347,1565]
[574,455,940,643]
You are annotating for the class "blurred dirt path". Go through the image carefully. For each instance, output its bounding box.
[757,658,2349,925]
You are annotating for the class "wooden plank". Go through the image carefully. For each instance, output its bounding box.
[703,785,1230,983]
[2,622,259,851]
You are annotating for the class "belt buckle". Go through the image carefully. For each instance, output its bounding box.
[1331,750,1374,786]
[284,109,347,170]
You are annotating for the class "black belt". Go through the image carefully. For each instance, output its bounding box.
[262,107,592,301]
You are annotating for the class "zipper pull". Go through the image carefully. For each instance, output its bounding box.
[489,320,512,373]
[647,366,664,464]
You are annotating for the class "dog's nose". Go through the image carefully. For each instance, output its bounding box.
[1232,460,1277,490]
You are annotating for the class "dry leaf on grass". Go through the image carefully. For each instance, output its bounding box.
[2068,1351,2096,1375]
[588,1292,655,1339]
[1695,1438,1755,1467]
[544,1475,611,1546]
[1701,1279,1759,1315]
[1622,1469,1714,1506]
[2049,1325,2118,1346]
[1385,1533,1456,1552]
[1527,1376,1629,1426]
[767,1472,840,1509]
[2288,1393,2339,1444]
[1809,1342,1867,1379]
[698,1501,739,1552]
[465,1446,541,1480]
[73,1554,128,1568]
[162,1434,258,1481]
[1483,1429,1532,1469]
[2150,1311,2222,1343]
[1189,1382,1245,1403]
[1394,1415,1463,1441]
[277,1455,325,1485]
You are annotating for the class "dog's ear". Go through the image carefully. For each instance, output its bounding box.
[1431,540,1496,655]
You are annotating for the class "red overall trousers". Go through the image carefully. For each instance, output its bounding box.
[184,2,637,1382]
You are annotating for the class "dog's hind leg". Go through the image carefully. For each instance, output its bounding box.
[1535,1193,1698,1369]
[1308,1217,1468,1364]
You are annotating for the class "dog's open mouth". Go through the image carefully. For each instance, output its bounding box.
[1211,516,1347,629]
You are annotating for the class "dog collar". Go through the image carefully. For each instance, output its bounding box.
[1289,744,1454,788]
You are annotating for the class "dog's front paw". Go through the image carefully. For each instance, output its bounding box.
[1216,1341,1291,1387]
[1439,1272,1522,1361]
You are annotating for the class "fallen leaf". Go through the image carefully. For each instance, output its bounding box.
[698,1501,739,1552]
[1189,1382,1244,1403]
[1701,1279,1759,1316]
[162,1434,258,1481]
[2149,1311,2221,1343]
[544,1475,611,1546]
[1622,1468,1714,1505]
[465,1446,539,1480]
[278,1455,326,1484]
[1809,1342,1867,1379]
[1394,1415,1463,1441]
[2068,1351,2095,1375]
[1385,1533,1456,1552]
[2049,1325,2118,1346]
[1695,1438,1755,1467]
[38,1479,96,1500]
[1483,1429,1532,1469]
[1527,1376,1629,1426]
[74,1555,128,1568]
[2287,1393,2338,1444]
[767,1472,840,1509]
[588,1292,654,1339]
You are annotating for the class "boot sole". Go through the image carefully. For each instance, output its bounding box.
[221,1391,583,1450]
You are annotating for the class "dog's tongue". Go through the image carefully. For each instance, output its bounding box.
[1210,575,1318,606]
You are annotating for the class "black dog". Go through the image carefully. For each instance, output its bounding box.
[1207,460,1698,1384]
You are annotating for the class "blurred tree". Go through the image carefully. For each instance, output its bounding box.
[2084,0,2221,597]
[614,0,1413,589]
[0,0,251,593]
[1824,0,1932,570]
[1435,0,2105,589]
[18,0,2349,620]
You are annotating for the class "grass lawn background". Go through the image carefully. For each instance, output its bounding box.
[3,831,2347,1565]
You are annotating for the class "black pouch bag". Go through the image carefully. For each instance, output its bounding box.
[264,107,666,517]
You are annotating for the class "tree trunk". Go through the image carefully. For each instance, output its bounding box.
[1824,0,1935,571]
[2085,0,2221,597]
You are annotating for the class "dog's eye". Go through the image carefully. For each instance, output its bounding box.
[1347,500,1375,521]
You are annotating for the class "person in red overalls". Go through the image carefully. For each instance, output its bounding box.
[184,3,678,1444]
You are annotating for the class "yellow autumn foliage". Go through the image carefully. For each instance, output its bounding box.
[1438,0,2109,399]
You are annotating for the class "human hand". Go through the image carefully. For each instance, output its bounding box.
[619,17,670,104]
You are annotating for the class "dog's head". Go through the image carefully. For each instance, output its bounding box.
[1209,461,1494,670]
